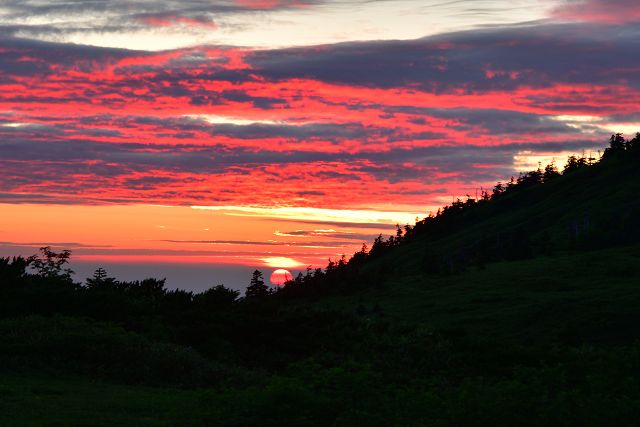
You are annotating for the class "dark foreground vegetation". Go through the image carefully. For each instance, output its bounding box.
[2,133,640,426]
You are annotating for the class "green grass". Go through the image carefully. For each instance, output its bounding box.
[0,374,208,427]
[3,247,640,426]
[320,244,640,346]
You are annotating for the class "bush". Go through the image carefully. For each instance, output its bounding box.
[0,315,248,387]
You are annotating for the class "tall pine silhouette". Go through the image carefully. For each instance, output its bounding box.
[245,270,269,298]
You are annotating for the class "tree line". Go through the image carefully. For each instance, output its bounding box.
[281,132,640,288]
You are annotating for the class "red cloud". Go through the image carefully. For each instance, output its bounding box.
[552,0,640,23]
[234,0,314,10]
[0,22,638,210]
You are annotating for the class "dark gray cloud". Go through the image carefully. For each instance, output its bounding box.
[387,107,578,135]
[0,192,92,204]
[209,122,389,141]
[607,112,640,124]
[248,22,640,91]
[0,0,325,17]
[0,37,134,78]
[4,20,639,96]
[0,127,598,178]
[0,241,112,249]
[215,90,287,109]
[274,229,376,241]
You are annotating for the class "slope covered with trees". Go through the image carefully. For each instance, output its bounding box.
[275,132,640,296]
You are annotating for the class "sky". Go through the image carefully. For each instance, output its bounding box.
[1,0,639,291]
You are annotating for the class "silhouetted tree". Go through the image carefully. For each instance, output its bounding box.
[326,259,337,273]
[196,284,239,308]
[338,254,347,269]
[85,268,118,289]
[492,182,505,198]
[517,167,543,187]
[543,161,561,181]
[564,155,582,173]
[94,268,107,280]
[369,234,387,258]
[610,133,626,151]
[626,133,640,154]
[29,246,74,281]
[0,256,31,284]
[350,243,369,266]
[115,279,167,309]
[245,270,269,299]
[395,224,404,243]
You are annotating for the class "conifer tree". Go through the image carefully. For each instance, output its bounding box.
[245,270,269,298]
[543,161,561,181]
[85,267,118,289]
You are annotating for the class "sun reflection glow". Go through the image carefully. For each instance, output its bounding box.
[261,257,304,269]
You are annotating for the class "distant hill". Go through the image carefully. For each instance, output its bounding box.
[279,132,640,295]
[379,136,640,277]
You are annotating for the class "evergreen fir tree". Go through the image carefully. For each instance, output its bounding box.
[245,270,269,298]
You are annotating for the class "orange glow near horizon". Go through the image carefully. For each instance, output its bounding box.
[0,203,399,270]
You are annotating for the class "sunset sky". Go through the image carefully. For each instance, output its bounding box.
[1,0,639,290]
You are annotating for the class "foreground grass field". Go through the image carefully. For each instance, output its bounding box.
[3,244,640,426]
[337,244,640,346]
[0,374,206,427]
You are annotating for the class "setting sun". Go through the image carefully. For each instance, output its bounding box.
[270,269,293,286]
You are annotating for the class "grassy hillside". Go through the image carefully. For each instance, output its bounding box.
[366,151,640,277]
[322,244,640,346]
